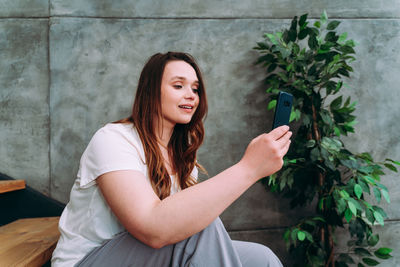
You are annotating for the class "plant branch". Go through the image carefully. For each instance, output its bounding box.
[311,102,321,142]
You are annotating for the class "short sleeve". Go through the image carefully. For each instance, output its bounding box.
[191,165,198,181]
[77,124,146,188]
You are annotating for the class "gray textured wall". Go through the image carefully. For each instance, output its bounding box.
[1,1,399,265]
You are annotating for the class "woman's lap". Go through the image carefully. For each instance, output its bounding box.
[75,218,282,267]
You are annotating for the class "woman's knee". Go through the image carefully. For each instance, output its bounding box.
[233,240,283,267]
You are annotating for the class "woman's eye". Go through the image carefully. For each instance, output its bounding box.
[192,88,199,94]
[173,85,183,89]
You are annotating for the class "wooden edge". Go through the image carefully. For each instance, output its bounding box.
[0,180,26,194]
[0,217,60,234]
[29,242,58,267]
[0,217,60,266]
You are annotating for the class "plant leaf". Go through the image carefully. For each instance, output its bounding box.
[268,100,277,110]
[298,28,309,40]
[304,231,313,242]
[327,20,341,30]
[373,211,384,226]
[373,187,381,203]
[368,234,379,246]
[297,231,306,241]
[340,45,356,54]
[365,207,375,224]
[354,247,372,256]
[381,189,390,203]
[306,139,316,148]
[354,184,362,199]
[338,32,348,43]
[338,253,355,263]
[299,14,308,27]
[345,208,353,222]
[267,63,277,72]
[373,206,388,219]
[265,33,278,45]
[308,35,318,49]
[334,126,341,136]
[362,258,379,266]
[374,247,393,259]
[283,228,291,241]
[288,30,297,42]
[321,110,333,126]
[330,95,343,110]
[321,10,328,24]
[385,158,400,165]
[291,228,299,241]
[310,147,321,162]
[358,180,370,194]
[374,253,392,259]
[256,54,275,65]
[340,190,350,199]
[376,183,388,191]
[255,42,269,50]
[286,63,293,71]
[375,247,392,255]
[336,198,347,214]
[313,216,326,222]
[384,163,398,172]
[348,201,357,216]
[325,31,338,42]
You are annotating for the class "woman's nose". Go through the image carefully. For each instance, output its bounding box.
[184,87,196,99]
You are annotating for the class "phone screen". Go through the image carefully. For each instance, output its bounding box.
[272,92,293,130]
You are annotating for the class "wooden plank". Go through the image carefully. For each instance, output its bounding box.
[0,217,60,267]
[0,180,26,194]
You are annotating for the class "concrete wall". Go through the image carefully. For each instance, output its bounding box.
[1,1,399,265]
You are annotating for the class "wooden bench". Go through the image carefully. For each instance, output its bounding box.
[0,180,26,194]
[0,216,60,267]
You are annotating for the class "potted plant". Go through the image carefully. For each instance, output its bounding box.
[253,11,398,266]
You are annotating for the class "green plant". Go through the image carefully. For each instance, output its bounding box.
[253,12,398,267]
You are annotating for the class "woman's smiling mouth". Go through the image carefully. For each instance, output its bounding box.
[178,105,194,110]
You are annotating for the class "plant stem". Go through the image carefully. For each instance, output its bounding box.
[312,100,334,267]
[311,102,320,142]
[326,225,335,267]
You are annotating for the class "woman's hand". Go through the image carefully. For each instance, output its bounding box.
[239,125,292,181]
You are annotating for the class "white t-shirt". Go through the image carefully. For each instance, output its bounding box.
[51,122,198,267]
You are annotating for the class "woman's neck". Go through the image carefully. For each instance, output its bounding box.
[154,118,175,148]
[154,119,176,175]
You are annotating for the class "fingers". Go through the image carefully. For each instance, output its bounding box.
[277,130,292,149]
[281,139,291,156]
[269,125,290,140]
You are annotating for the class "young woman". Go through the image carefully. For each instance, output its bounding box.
[51,52,292,266]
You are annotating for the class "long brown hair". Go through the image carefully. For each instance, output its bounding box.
[115,52,208,199]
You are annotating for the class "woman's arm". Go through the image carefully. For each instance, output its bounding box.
[97,126,292,248]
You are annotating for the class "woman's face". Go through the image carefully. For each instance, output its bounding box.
[160,60,200,128]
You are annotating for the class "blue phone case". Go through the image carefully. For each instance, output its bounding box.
[272,92,293,129]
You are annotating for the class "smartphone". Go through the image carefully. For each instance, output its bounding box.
[272,91,293,130]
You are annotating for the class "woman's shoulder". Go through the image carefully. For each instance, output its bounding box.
[97,121,134,135]
[92,122,140,143]
[77,122,147,188]
[84,122,145,160]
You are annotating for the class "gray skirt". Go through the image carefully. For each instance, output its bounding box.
[75,218,283,267]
